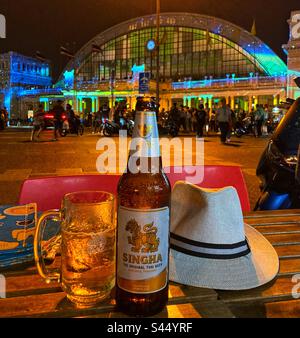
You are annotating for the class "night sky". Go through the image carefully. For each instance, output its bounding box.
[0,0,299,80]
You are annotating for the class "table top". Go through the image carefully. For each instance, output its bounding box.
[0,209,299,318]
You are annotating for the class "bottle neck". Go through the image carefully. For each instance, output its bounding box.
[128,110,162,174]
[130,110,161,158]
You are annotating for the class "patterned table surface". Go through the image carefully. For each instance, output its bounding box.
[0,209,299,318]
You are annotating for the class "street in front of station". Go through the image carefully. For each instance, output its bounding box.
[0,128,267,208]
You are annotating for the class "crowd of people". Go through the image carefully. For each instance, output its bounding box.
[2,98,283,145]
[159,100,282,143]
[86,98,279,144]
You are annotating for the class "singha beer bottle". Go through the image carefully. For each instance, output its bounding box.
[116,97,171,316]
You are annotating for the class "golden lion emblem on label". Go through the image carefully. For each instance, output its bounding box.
[125,219,160,253]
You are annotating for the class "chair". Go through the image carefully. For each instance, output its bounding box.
[19,165,250,212]
[18,174,121,211]
[165,165,250,212]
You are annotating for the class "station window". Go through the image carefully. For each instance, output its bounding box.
[76,26,265,83]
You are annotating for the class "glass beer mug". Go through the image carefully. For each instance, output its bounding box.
[34,191,116,308]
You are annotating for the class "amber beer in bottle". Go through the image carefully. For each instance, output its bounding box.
[116,97,171,316]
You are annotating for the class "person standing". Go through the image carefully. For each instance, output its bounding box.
[113,102,121,125]
[204,103,210,135]
[0,109,4,131]
[226,108,236,143]
[30,104,45,141]
[254,104,265,137]
[191,108,197,133]
[109,104,115,122]
[101,103,110,121]
[185,106,192,133]
[52,100,65,141]
[179,105,187,132]
[2,107,8,128]
[209,109,216,132]
[196,104,207,138]
[263,104,270,136]
[169,102,180,128]
[66,104,78,135]
[93,109,102,134]
[216,98,232,144]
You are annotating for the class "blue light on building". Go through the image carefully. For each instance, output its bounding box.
[4,89,11,111]
[63,69,75,89]
[242,40,287,76]
[0,52,52,117]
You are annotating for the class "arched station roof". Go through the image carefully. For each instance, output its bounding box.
[59,12,287,82]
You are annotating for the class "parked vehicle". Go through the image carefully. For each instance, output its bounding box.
[92,118,106,134]
[265,118,279,134]
[255,78,300,210]
[60,115,84,137]
[43,112,55,129]
[102,117,134,137]
[167,119,180,137]
[235,116,256,138]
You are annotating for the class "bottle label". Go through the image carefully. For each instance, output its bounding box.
[117,205,169,294]
[130,111,160,158]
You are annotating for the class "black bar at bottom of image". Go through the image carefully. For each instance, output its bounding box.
[1,317,297,336]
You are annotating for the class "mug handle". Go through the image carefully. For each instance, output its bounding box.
[34,210,61,283]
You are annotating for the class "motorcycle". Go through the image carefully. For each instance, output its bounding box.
[265,118,279,134]
[167,119,180,137]
[60,115,84,137]
[255,78,300,210]
[157,114,169,136]
[235,116,256,138]
[102,117,134,137]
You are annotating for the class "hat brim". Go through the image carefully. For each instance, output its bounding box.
[169,223,279,290]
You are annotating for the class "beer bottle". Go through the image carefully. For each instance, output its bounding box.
[116,97,171,316]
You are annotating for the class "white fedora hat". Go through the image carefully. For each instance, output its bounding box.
[169,182,279,290]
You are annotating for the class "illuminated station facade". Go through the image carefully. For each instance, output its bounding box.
[2,11,300,117]
[0,52,51,116]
